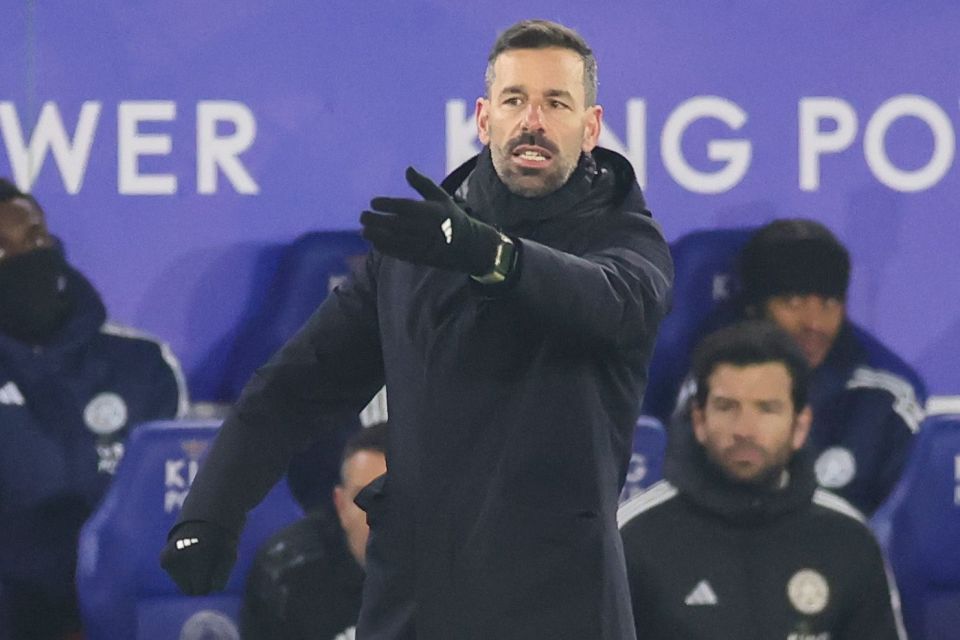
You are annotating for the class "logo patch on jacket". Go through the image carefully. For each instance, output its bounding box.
[814,447,856,489]
[684,580,718,606]
[787,569,829,615]
[84,392,128,435]
[0,381,25,406]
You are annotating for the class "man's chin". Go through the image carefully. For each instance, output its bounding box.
[722,464,784,489]
[503,173,564,198]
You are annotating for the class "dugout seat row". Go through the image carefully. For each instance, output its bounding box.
[870,412,960,640]
[76,420,303,640]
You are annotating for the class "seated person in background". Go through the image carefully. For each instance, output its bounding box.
[0,179,187,640]
[620,321,904,640]
[735,219,925,514]
[241,421,388,640]
[669,219,925,515]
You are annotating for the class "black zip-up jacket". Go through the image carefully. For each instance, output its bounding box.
[241,510,363,640]
[177,147,672,639]
[618,418,905,640]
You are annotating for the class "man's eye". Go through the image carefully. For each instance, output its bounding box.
[549,100,569,109]
[503,97,522,106]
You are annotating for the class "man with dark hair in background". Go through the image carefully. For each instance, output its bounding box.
[620,321,904,639]
[734,219,925,515]
[161,18,672,640]
[242,422,388,640]
[0,179,187,639]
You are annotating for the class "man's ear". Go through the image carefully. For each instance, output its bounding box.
[333,486,348,527]
[581,105,603,152]
[691,405,708,445]
[792,405,813,451]
[476,97,490,145]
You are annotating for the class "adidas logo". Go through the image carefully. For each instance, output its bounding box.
[0,381,25,406]
[441,218,453,244]
[684,580,718,606]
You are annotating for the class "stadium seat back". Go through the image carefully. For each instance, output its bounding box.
[221,230,368,400]
[870,413,960,640]
[620,416,668,502]
[77,420,303,640]
[642,227,754,421]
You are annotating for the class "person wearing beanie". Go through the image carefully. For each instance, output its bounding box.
[729,219,925,516]
[620,321,905,640]
[0,178,188,639]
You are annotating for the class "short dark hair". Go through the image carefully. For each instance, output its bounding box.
[692,320,809,412]
[341,421,387,470]
[0,177,43,212]
[485,19,598,106]
[738,218,850,306]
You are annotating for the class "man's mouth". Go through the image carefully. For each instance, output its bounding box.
[511,145,553,167]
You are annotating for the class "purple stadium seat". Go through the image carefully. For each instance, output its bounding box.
[76,420,303,640]
[619,416,668,503]
[220,230,369,401]
[870,413,960,640]
[641,227,754,423]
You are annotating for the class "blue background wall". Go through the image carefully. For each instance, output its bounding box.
[2,1,957,399]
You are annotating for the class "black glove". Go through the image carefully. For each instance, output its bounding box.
[361,167,502,275]
[159,520,238,595]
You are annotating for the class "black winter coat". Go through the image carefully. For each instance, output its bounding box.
[178,148,673,640]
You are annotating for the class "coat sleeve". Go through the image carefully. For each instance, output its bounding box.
[176,251,385,535]
[488,212,673,351]
[838,537,907,640]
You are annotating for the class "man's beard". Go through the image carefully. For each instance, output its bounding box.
[705,440,791,490]
[489,131,580,198]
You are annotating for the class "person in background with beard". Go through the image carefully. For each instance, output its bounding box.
[619,320,905,640]
[0,179,187,640]
[161,19,673,640]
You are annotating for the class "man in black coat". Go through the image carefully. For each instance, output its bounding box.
[161,19,673,640]
[620,321,904,640]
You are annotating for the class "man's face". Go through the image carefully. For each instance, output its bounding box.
[0,197,53,260]
[763,294,845,368]
[476,47,602,198]
[693,362,811,487]
[333,449,387,566]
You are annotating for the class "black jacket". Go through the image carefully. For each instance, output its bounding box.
[178,148,673,639]
[618,418,905,640]
[241,510,363,640]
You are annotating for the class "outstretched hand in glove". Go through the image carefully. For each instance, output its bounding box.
[360,167,503,276]
[159,520,238,595]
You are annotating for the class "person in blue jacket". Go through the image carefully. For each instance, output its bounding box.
[0,179,188,639]
[160,19,673,640]
[673,219,926,516]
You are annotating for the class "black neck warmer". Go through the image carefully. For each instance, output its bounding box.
[462,147,601,230]
[665,414,818,525]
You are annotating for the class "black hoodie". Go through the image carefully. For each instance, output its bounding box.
[618,417,905,640]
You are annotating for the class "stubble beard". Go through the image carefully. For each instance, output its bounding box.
[488,130,580,198]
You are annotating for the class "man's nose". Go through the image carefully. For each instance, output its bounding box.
[521,103,545,131]
[798,298,831,331]
[731,411,760,439]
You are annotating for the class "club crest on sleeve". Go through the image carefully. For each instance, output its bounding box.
[814,447,856,489]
